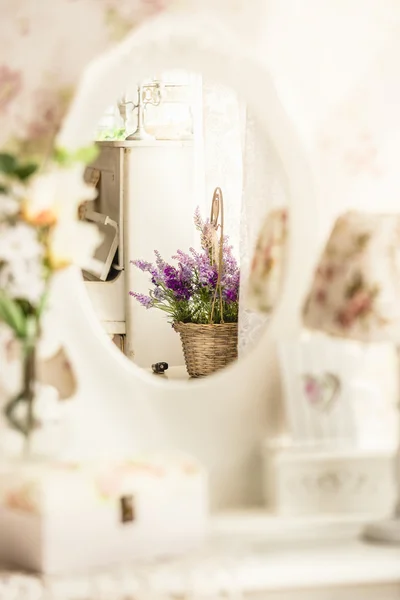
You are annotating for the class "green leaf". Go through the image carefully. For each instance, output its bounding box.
[73,145,99,165]
[14,163,38,181]
[0,184,9,194]
[0,153,17,175]
[25,315,38,344]
[36,289,48,319]
[53,145,99,168]
[53,147,71,167]
[0,295,27,338]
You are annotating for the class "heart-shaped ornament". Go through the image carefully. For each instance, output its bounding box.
[302,372,341,412]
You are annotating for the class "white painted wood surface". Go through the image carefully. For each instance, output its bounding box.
[85,271,125,325]
[84,140,195,369]
[2,512,400,599]
[124,141,195,368]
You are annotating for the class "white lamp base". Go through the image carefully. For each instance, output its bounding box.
[363,518,400,544]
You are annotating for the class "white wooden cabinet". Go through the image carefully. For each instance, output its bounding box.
[3,512,400,599]
[84,140,195,369]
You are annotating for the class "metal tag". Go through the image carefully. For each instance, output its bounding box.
[120,495,135,523]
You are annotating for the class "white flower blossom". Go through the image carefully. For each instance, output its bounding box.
[0,222,43,264]
[0,193,19,219]
[0,165,101,304]
[23,166,97,225]
[0,219,45,306]
[48,219,103,269]
[0,258,45,304]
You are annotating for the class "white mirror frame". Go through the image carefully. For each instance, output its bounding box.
[53,11,318,506]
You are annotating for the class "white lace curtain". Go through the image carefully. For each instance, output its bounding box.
[199,80,288,356]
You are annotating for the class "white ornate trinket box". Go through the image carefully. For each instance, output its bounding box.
[263,440,395,517]
[0,455,208,574]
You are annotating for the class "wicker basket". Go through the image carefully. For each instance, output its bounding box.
[173,322,238,378]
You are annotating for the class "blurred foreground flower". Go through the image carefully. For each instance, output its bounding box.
[0,145,101,448]
[48,219,102,269]
[22,166,97,226]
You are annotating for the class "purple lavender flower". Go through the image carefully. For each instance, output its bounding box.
[220,239,239,285]
[154,249,167,271]
[208,269,218,287]
[223,287,239,303]
[191,248,218,289]
[131,259,153,272]
[130,208,240,324]
[172,249,195,270]
[129,292,154,309]
[163,265,192,300]
[153,286,166,301]
[199,261,218,288]
[131,259,160,283]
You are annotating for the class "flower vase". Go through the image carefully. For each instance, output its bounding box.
[173,322,238,377]
[2,338,68,461]
[4,342,37,459]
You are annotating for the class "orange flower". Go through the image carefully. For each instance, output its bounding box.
[22,204,58,226]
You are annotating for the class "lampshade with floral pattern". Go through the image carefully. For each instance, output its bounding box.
[303,211,400,343]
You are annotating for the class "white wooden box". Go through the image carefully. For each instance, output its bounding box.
[0,455,208,575]
[263,440,396,517]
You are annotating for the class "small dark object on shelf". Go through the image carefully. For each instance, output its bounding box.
[152,362,169,374]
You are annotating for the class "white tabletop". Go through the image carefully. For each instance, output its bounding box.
[2,511,400,599]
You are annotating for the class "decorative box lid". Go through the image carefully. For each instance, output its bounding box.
[0,454,205,515]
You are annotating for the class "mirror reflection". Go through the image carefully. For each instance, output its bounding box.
[82,70,285,379]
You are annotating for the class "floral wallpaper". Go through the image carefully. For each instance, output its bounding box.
[0,0,175,163]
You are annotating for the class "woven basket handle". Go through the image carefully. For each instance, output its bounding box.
[209,187,224,324]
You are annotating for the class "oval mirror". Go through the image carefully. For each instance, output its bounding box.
[79,66,289,381]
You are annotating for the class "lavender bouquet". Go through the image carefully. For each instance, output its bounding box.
[130,208,240,325]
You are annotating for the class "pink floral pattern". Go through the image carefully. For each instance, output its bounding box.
[343,132,382,177]
[0,457,203,514]
[96,461,165,498]
[247,208,288,313]
[17,86,75,160]
[335,271,378,329]
[26,88,69,141]
[317,89,383,180]
[0,65,22,113]
[303,211,400,342]
[5,482,38,514]
[0,0,174,161]
[319,127,382,179]
[302,372,341,412]
[101,0,170,39]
